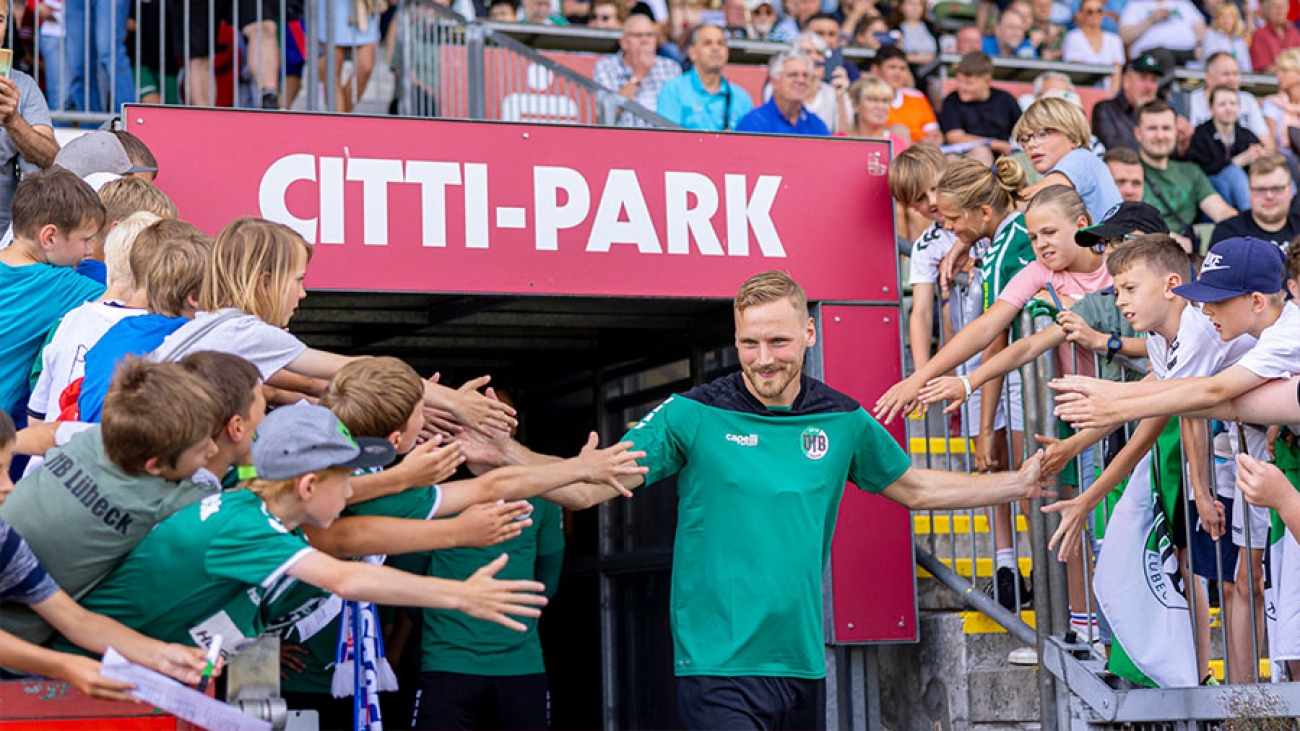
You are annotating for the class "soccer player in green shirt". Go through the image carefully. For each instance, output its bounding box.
[466,270,1051,730]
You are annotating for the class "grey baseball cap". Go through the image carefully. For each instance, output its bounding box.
[250,402,395,480]
[53,131,157,179]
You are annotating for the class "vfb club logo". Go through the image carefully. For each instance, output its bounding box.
[801,427,829,460]
[1144,507,1188,610]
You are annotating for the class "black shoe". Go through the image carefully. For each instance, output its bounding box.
[990,566,1032,612]
[261,90,280,109]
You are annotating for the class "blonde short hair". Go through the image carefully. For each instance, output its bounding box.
[104,211,162,290]
[98,176,178,224]
[319,357,424,439]
[849,75,893,108]
[889,144,946,205]
[1277,48,1300,74]
[1012,97,1091,149]
[735,270,809,318]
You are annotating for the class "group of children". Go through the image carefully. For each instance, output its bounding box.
[0,147,654,729]
[879,104,1300,687]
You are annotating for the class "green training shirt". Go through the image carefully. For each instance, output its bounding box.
[421,496,564,676]
[71,489,315,654]
[272,476,444,695]
[980,212,1033,312]
[621,372,911,679]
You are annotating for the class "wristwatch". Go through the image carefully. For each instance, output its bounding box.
[1106,332,1123,363]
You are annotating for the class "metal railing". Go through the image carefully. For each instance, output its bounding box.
[392,0,675,127]
[905,290,1300,729]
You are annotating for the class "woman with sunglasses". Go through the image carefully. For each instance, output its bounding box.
[1062,0,1123,90]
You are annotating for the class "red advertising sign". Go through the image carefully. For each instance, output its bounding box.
[126,107,896,301]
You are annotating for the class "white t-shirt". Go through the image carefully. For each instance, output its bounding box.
[1147,303,1258,494]
[1119,0,1203,57]
[1236,303,1300,380]
[908,222,957,286]
[153,308,307,380]
[29,301,146,421]
[1186,90,1269,141]
[1061,28,1126,66]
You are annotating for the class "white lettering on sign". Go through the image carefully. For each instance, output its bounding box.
[257,156,786,257]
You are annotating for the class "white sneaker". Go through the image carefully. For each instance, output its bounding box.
[1008,646,1039,666]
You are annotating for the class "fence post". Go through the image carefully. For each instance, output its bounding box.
[1021,309,1060,731]
[465,23,487,120]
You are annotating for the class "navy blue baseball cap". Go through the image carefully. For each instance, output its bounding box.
[1172,237,1285,303]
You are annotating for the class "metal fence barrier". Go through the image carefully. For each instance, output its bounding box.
[904,288,1300,729]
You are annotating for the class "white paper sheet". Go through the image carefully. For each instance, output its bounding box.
[100,647,271,731]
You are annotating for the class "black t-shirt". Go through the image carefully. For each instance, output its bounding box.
[936,87,1022,141]
[1210,206,1300,252]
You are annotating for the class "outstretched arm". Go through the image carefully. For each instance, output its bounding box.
[34,591,208,687]
[874,301,1022,424]
[303,501,534,558]
[919,323,1066,412]
[1040,415,1169,561]
[1051,367,1266,429]
[880,452,1052,510]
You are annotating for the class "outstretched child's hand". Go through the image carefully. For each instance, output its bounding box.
[873,376,925,425]
[435,376,518,436]
[918,376,968,413]
[575,432,648,497]
[1041,493,1091,563]
[458,554,548,631]
[453,500,532,547]
[1032,434,1076,480]
[1056,311,1105,352]
[392,436,465,489]
[1049,375,1125,429]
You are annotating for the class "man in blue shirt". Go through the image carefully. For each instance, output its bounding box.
[656,24,754,131]
[735,51,830,136]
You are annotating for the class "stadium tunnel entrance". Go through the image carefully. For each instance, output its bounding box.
[293,290,740,729]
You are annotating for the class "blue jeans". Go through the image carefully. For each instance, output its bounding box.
[1209,164,1251,212]
[38,34,68,114]
[65,0,135,112]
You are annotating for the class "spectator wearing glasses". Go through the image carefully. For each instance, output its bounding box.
[783,31,852,133]
[841,75,909,155]
[736,51,830,136]
[588,0,625,27]
[747,0,778,39]
[1210,154,1300,251]
[937,52,1022,164]
[593,14,682,126]
[1015,96,1122,221]
[656,24,754,130]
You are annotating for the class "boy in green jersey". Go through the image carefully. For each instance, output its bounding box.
[72,401,550,662]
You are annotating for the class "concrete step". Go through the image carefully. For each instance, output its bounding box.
[969,665,1041,724]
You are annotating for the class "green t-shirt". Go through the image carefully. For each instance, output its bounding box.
[620,372,911,680]
[70,489,316,654]
[980,212,1033,313]
[421,496,564,676]
[1141,159,1216,233]
[273,478,443,695]
[0,427,213,645]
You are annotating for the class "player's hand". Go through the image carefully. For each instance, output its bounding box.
[1041,492,1091,563]
[456,554,548,631]
[1237,453,1299,512]
[918,376,969,413]
[1049,375,1125,429]
[392,435,465,489]
[1018,451,1057,501]
[453,500,532,547]
[60,656,137,702]
[873,376,924,425]
[575,432,647,497]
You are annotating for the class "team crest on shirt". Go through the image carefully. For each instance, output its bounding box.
[800,427,829,460]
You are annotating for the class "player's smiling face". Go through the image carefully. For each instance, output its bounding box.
[735,298,816,408]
